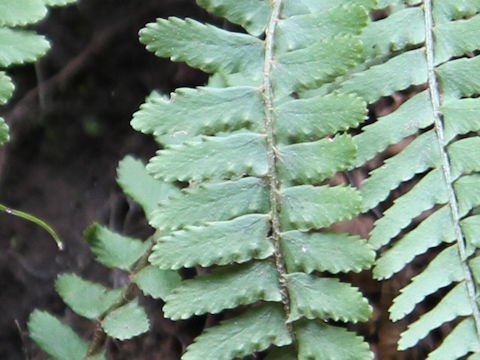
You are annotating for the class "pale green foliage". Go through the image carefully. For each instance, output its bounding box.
[341,0,480,358]
[135,1,375,359]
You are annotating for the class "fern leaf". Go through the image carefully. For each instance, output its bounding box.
[0,71,14,105]
[399,282,472,350]
[295,321,373,360]
[280,185,361,231]
[361,131,441,210]
[150,214,273,269]
[274,35,363,95]
[362,7,424,58]
[164,261,281,320]
[373,206,455,280]
[28,310,105,360]
[101,300,150,341]
[182,303,292,360]
[131,86,263,138]
[426,318,480,360]
[136,1,374,359]
[147,133,268,182]
[55,273,121,320]
[281,231,375,274]
[150,177,269,230]
[116,156,180,221]
[133,265,181,300]
[389,246,464,321]
[0,28,50,67]
[276,92,367,143]
[85,224,149,270]
[196,0,270,36]
[139,17,263,76]
[369,169,448,250]
[276,4,368,52]
[277,134,357,184]
[353,91,434,166]
[341,50,427,103]
[346,0,480,356]
[286,274,372,323]
[0,0,46,26]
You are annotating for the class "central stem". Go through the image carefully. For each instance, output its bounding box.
[262,0,293,335]
[424,0,480,338]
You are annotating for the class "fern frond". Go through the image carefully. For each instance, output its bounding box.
[138,1,374,359]
[345,0,480,357]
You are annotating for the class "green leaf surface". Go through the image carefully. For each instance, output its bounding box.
[369,169,448,250]
[373,206,455,280]
[164,261,281,320]
[101,300,150,340]
[287,273,372,323]
[85,224,149,270]
[134,265,181,300]
[0,71,14,105]
[427,318,480,360]
[448,138,480,179]
[150,177,269,230]
[296,321,373,360]
[438,55,480,100]
[276,5,368,52]
[0,0,46,26]
[443,98,480,141]
[150,214,273,269]
[196,0,270,36]
[276,92,367,143]
[274,35,363,95]
[182,303,292,360]
[455,174,480,216]
[362,7,424,58]
[281,185,362,231]
[361,131,441,211]
[55,273,121,319]
[389,245,463,321]
[147,133,268,182]
[131,86,263,138]
[0,117,9,146]
[140,17,263,76]
[0,28,50,67]
[341,49,427,103]
[281,230,374,274]
[399,283,472,350]
[278,134,357,184]
[435,14,480,64]
[353,91,434,166]
[28,310,91,360]
[116,156,180,221]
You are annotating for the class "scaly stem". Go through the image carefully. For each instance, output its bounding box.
[0,202,63,249]
[424,0,480,338]
[263,0,293,337]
